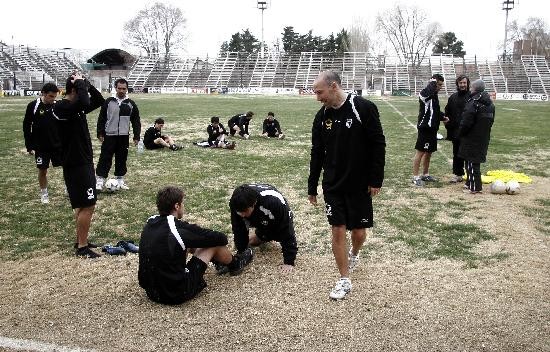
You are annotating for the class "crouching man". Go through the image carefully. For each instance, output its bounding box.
[138,185,253,305]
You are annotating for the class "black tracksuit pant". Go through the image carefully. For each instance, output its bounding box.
[96,135,130,178]
[465,161,482,192]
[452,139,465,176]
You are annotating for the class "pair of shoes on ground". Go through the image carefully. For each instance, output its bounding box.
[102,240,140,256]
[215,248,254,276]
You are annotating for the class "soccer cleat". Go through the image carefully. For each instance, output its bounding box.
[40,193,49,204]
[348,248,360,272]
[96,177,104,191]
[75,246,101,259]
[117,179,129,190]
[421,175,438,182]
[329,278,352,300]
[412,178,425,187]
[229,248,254,276]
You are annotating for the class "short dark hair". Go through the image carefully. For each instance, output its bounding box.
[432,73,444,82]
[154,118,165,125]
[230,185,258,212]
[156,186,185,216]
[41,82,59,94]
[114,78,129,88]
[211,116,220,123]
[245,111,254,117]
[267,112,275,117]
[320,70,342,87]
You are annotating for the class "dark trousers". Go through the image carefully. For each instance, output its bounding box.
[465,161,482,192]
[452,139,465,176]
[96,135,130,178]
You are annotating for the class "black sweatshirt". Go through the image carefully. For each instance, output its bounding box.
[231,184,298,266]
[23,98,62,153]
[53,80,104,167]
[139,215,229,304]
[308,94,386,195]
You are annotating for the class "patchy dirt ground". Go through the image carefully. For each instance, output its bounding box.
[0,178,548,352]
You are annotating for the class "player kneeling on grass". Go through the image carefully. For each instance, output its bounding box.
[207,116,235,149]
[138,186,253,305]
[227,184,298,274]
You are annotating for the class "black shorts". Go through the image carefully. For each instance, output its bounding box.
[415,130,437,153]
[323,191,373,230]
[145,143,163,150]
[181,256,208,302]
[35,151,62,169]
[63,164,97,209]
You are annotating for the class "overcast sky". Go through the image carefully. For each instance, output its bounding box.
[1,0,548,59]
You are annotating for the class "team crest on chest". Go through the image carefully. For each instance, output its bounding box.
[324,119,333,130]
[346,118,353,128]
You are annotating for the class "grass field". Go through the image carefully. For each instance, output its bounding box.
[0,93,549,351]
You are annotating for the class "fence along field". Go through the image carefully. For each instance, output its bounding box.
[0,93,548,351]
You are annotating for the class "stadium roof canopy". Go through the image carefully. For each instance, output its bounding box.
[86,48,135,70]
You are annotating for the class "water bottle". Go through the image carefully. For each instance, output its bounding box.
[137,140,144,154]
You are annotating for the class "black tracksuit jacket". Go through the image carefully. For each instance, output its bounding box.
[308,94,386,195]
[23,98,62,153]
[457,91,495,163]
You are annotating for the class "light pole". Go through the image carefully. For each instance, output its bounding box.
[257,1,268,58]
[502,0,514,62]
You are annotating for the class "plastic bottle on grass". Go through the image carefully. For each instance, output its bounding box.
[137,140,144,154]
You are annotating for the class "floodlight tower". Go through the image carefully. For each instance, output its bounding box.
[502,0,515,61]
[257,1,269,58]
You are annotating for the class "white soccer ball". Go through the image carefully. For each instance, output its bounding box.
[506,180,521,195]
[104,178,120,192]
[490,179,507,194]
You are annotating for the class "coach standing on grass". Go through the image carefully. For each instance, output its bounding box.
[308,70,386,300]
[54,73,105,258]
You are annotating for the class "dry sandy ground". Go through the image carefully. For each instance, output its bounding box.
[0,178,548,352]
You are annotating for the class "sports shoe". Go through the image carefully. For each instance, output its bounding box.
[348,249,360,272]
[278,133,285,140]
[116,240,139,253]
[421,175,438,182]
[40,193,49,204]
[73,242,100,249]
[412,178,425,187]
[450,175,464,183]
[117,178,129,190]
[101,245,127,255]
[75,246,101,258]
[96,177,104,191]
[214,263,229,275]
[229,248,254,276]
[170,144,182,151]
[329,278,352,300]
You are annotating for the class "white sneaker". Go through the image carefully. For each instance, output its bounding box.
[348,249,360,272]
[117,178,129,190]
[40,193,49,204]
[329,278,352,300]
[96,177,104,191]
[278,133,285,140]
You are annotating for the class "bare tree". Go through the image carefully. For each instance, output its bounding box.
[348,17,372,53]
[376,4,441,67]
[122,2,186,57]
[521,17,550,58]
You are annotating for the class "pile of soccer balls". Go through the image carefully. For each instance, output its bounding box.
[490,179,520,195]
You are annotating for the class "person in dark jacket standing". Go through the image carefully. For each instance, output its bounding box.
[261,112,284,139]
[412,74,449,186]
[457,79,495,194]
[23,83,61,204]
[139,186,252,305]
[53,73,105,258]
[308,70,386,300]
[95,78,141,191]
[444,75,470,183]
[229,183,297,274]
[228,111,254,139]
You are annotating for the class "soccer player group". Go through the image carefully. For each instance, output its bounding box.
[23,69,493,302]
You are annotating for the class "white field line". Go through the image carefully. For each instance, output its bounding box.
[0,336,95,352]
[381,98,452,164]
[502,108,521,111]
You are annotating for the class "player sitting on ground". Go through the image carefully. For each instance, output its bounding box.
[261,112,284,139]
[207,116,235,149]
[138,185,253,305]
[143,118,182,151]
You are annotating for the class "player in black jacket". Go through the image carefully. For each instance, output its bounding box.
[143,118,181,150]
[444,75,470,183]
[139,186,253,304]
[308,70,385,300]
[261,112,284,139]
[228,111,254,139]
[95,78,141,191]
[230,184,298,273]
[207,116,235,149]
[412,74,449,186]
[53,73,105,258]
[23,83,61,204]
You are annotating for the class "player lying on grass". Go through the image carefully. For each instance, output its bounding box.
[138,185,253,305]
